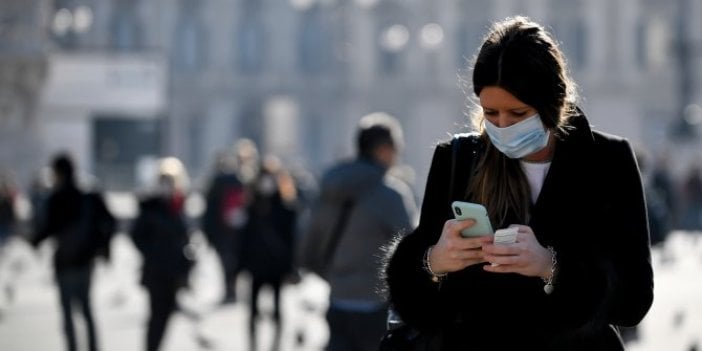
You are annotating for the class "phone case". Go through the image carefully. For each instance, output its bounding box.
[451,201,494,237]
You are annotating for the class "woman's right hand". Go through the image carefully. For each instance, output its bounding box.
[428,219,492,274]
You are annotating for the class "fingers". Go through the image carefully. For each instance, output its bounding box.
[440,250,486,270]
[444,218,475,236]
[483,261,517,273]
[442,219,491,248]
[424,224,548,276]
[482,242,521,255]
[481,225,549,276]
[430,246,484,273]
[482,242,521,271]
[509,225,536,243]
[432,219,493,272]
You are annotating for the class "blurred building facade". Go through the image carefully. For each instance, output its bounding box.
[1,0,702,192]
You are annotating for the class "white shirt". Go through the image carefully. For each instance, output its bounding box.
[520,161,552,204]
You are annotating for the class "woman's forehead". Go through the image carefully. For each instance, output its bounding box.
[479,87,530,109]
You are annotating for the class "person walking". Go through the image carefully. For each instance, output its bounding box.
[239,154,299,351]
[31,153,116,351]
[0,172,16,247]
[202,151,248,303]
[682,165,702,231]
[300,112,418,351]
[130,157,194,351]
[383,16,653,350]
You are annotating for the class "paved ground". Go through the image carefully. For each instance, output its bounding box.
[0,232,330,351]
[0,230,700,351]
[627,232,702,351]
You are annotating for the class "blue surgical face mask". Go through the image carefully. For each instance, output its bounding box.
[483,114,550,159]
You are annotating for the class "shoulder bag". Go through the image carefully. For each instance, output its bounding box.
[379,133,483,351]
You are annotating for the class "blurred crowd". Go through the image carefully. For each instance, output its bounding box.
[0,112,422,351]
[633,149,702,247]
[0,116,700,350]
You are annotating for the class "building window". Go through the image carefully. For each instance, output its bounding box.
[456,22,489,69]
[551,19,587,71]
[549,0,587,71]
[636,17,668,69]
[236,11,265,74]
[572,20,587,69]
[173,1,208,72]
[456,1,492,69]
[110,1,142,51]
[187,114,204,171]
[635,19,647,69]
[238,101,264,147]
[377,23,409,74]
[297,6,333,75]
[374,1,409,76]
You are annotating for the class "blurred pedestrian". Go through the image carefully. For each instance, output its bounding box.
[651,152,680,228]
[31,153,116,351]
[234,138,261,188]
[300,112,418,351]
[681,164,702,231]
[0,171,18,311]
[0,171,17,246]
[202,151,248,304]
[239,154,299,351]
[614,147,673,344]
[383,16,652,350]
[635,147,672,248]
[129,157,194,351]
[28,167,53,239]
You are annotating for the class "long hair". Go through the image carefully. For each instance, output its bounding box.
[466,16,578,226]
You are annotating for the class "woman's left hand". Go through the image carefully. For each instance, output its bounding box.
[481,225,553,279]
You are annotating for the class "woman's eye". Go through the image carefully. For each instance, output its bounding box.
[483,110,497,116]
[512,111,527,117]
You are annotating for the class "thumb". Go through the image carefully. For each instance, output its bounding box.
[450,218,476,237]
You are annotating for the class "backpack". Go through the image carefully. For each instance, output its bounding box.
[90,192,117,259]
[54,193,116,266]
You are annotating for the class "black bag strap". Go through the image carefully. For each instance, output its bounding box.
[448,133,483,202]
[385,133,483,333]
[448,135,460,200]
[323,198,356,268]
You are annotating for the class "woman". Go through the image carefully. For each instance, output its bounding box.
[130,157,193,351]
[384,16,653,350]
[239,154,298,351]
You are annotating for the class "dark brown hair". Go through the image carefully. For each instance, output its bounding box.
[467,16,578,226]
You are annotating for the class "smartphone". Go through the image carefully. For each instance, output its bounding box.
[451,201,494,237]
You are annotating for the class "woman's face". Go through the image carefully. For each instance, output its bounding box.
[479,86,538,128]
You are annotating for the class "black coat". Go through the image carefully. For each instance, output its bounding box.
[130,197,192,288]
[202,172,245,247]
[239,176,297,284]
[384,114,653,350]
[32,184,115,271]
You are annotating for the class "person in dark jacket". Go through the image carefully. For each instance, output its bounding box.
[681,165,702,231]
[301,112,418,351]
[384,16,653,350]
[32,153,115,351]
[130,157,193,351]
[0,172,16,246]
[202,151,248,303]
[239,154,299,351]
